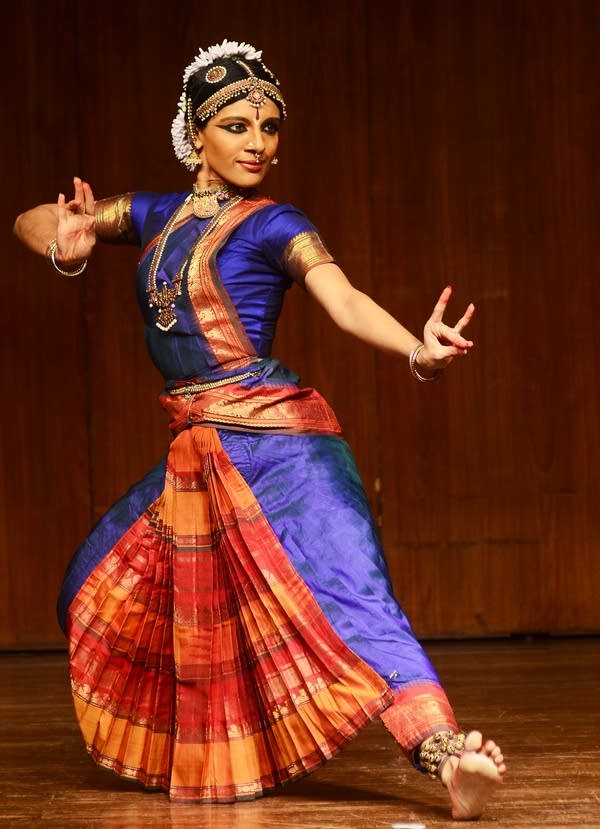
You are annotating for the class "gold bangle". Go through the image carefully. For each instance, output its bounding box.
[46,238,88,276]
[409,344,442,382]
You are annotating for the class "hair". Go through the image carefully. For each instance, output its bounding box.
[187,56,285,126]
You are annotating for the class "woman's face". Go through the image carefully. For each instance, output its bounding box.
[195,98,280,189]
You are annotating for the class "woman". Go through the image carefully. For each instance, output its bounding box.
[14,39,505,819]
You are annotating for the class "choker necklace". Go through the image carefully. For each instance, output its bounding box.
[192,182,241,218]
[147,193,244,331]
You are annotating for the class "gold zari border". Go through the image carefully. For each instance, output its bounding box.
[95,193,136,244]
[281,231,334,286]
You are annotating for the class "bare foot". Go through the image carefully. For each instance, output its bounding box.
[440,730,506,820]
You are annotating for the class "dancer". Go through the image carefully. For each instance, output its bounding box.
[13,39,505,819]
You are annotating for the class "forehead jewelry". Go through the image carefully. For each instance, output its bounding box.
[235,59,267,119]
[194,74,284,123]
[205,65,227,83]
[172,39,286,170]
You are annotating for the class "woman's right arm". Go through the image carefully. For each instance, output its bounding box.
[14,176,97,265]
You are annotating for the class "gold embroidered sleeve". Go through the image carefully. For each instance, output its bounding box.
[280,231,335,287]
[94,193,137,244]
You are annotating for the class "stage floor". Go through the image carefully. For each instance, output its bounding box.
[1,637,598,828]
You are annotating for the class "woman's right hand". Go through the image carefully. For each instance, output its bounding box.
[55,176,97,262]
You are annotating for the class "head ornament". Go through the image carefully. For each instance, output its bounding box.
[171,39,286,170]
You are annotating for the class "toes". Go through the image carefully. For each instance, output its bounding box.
[464,730,483,751]
[489,748,506,776]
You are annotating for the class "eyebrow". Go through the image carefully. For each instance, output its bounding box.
[216,115,281,125]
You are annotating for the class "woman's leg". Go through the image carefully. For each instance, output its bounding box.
[220,431,506,818]
[382,713,506,820]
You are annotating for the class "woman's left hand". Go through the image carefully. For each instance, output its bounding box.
[418,285,475,371]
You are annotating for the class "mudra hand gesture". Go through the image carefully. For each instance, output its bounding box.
[418,285,475,372]
[56,176,96,263]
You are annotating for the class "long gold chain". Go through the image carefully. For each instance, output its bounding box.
[147,193,243,331]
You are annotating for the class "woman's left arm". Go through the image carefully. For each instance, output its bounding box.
[304,262,474,373]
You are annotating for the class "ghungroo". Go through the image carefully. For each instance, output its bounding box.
[418,730,466,779]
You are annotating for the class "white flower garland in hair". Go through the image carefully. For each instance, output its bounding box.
[171,39,263,170]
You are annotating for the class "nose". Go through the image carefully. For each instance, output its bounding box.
[246,133,265,157]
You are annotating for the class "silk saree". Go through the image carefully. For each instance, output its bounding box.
[58,191,457,801]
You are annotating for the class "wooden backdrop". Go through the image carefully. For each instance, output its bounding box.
[1,0,598,648]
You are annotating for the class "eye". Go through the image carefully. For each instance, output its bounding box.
[219,123,247,134]
[262,121,280,135]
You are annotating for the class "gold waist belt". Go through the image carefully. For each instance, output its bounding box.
[168,368,263,397]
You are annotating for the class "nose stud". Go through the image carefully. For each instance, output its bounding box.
[246,142,262,162]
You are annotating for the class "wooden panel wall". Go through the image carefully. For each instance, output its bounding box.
[2,0,598,647]
[368,0,600,635]
[1,1,92,647]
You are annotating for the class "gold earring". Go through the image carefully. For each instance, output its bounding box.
[271,157,279,166]
[187,147,203,168]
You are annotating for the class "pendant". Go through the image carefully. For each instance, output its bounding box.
[149,281,180,331]
[192,183,240,218]
[155,306,178,331]
[192,189,220,218]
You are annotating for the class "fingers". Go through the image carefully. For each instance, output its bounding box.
[57,176,95,224]
[423,321,474,364]
[71,176,85,216]
[429,286,475,345]
[422,288,476,370]
[454,302,475,334]
[73,175,84,200]
[82,180,96,216]
[429,285,453,323]
[69,176,94,215]
[445,328,473,349]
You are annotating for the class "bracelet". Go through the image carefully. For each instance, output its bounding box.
[409,344,442,383]
[46,239,88,276]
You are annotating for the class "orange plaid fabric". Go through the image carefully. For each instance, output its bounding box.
[67,426,393,801]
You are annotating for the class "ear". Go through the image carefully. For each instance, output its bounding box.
[189,125,203,153]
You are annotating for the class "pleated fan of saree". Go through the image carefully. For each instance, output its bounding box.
[68,424,393,801]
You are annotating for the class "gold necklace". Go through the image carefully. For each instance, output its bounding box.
[192,182,241,218]
[147,193,243,331]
